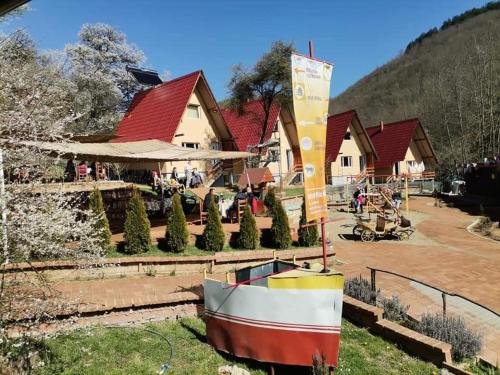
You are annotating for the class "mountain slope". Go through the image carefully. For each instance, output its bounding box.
[330,8,500,170]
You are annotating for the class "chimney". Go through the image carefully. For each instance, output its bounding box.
[379,121,384,132]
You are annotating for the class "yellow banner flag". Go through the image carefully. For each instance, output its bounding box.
[291,53,333,221]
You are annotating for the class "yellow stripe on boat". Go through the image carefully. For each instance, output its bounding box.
[268,273,344,290]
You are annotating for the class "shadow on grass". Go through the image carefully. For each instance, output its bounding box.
[179,319,311,375]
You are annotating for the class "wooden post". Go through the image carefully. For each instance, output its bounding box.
[405,175,409,215]
[442,293,447,317]
[225,272,230,283]
[370,269,376,292]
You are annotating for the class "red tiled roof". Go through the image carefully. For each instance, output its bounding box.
[113,71,201,143]
[237,167,275,186]
[366,119,419,168]
[221,100,280,153]
[326,110,356,162]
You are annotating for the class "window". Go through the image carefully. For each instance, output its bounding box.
[186,104,200,118]
[407,160,416,168]
[344,131,351,140]
[182,142,200,149]
[341,156,352,168]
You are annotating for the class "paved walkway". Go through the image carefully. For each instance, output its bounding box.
[52,197,499,364]
[329,197,500,364]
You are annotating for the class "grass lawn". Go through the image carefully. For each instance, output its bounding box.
[284,187,304,197]
[34,318,437,375]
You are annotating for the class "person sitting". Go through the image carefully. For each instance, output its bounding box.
[203,188,218,212]
[96,163,107,181]
[77,161,88,182]
[191,168,203,188]
[64,159,76,182]
[170,167,179,183]
[226,188,247,217]
[152,171,161,190]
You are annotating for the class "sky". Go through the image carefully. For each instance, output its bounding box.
[1,0,490,100]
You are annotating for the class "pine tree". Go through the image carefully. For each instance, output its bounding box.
[264,187,278,216]
[270,198,292,249]
[298,201,319,247]
[238,205,259,249]
[202,196,225,252]
[164,193,189,252]
[123,189,151,254]
[89,187,112,250]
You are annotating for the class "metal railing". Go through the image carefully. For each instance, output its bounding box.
[367,267,499,318]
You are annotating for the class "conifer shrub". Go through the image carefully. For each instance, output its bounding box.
[123,189,151,254]
[270,198,291,249]
[201,196,225,252]
[89,187,112,250]
[237,205,259,249]
[263,187,277,216]
[297,201,319,247]
[164,193,189,253]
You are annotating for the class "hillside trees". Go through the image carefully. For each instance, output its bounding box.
[66,23,145,134]
[331,11,500,175]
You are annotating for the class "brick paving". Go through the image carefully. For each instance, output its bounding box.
[329,196,500,364]
[51,196,499,364]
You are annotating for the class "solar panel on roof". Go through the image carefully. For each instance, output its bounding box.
[126,66,163,86]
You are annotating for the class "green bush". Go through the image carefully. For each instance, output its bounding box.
[263,187,277,216]
[297,201,319,247]
[164,193,189,252]
[201,196,225,251]
[123,189,151,254]
[414,313,482,361]
[344,276,380,305]
[237,205,259,249]
[270,198,291,249]
[89,187,112,250]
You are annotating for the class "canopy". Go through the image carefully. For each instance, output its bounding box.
[1,139,255,163]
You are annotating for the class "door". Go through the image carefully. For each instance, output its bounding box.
[286,149,293,172]
[359,155,366,172]
[394,162,400,176]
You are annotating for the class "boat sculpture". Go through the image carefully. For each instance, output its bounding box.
[204,260,344,367]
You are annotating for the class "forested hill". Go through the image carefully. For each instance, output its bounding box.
[330,5,500,171]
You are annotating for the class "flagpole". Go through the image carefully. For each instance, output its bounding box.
[307,40,329,273]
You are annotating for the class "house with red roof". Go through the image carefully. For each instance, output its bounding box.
[113,70,236,181]
[326,110,378,185]
[366,119,438,179]
[221,100,301,182]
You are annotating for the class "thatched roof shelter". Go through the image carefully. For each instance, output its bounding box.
[1,139,255,163]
